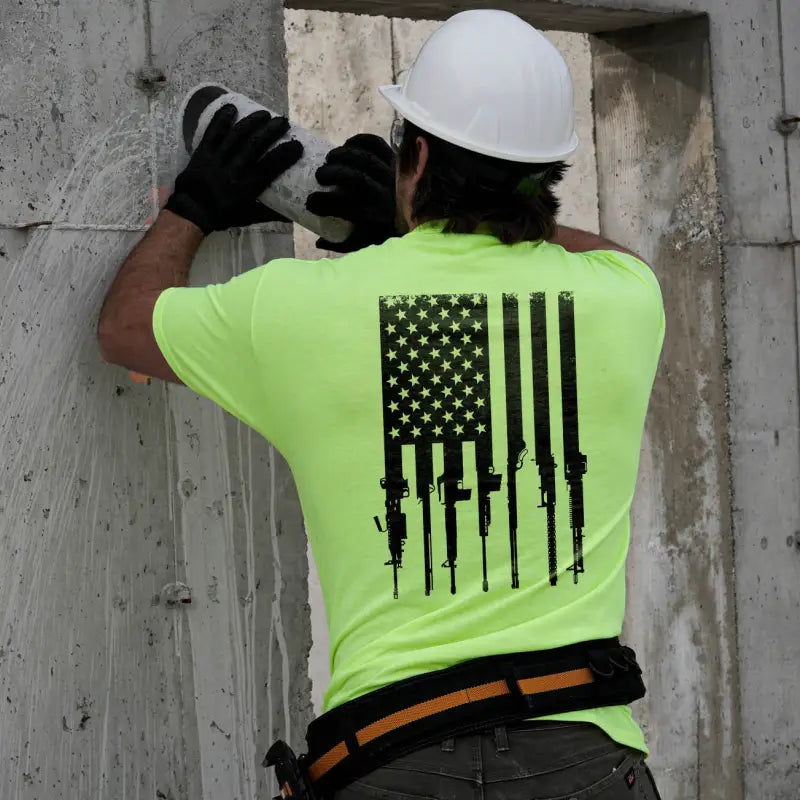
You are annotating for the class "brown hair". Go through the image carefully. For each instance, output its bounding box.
[397,121,567,245]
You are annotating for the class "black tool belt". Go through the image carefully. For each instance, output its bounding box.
[295,638,644,797]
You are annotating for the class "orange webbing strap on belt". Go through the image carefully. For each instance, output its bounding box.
[308,667,593,782]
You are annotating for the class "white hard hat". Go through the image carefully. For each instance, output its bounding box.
[379,9,579,163]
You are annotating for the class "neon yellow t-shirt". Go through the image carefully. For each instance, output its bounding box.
[153,224,664,753]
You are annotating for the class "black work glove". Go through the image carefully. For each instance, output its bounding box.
[306,134,397,253]
[166,104,304,234]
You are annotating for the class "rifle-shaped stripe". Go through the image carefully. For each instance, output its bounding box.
[374,441,409,599]
[502,294,526,589]
[558,292,587,583]
[437,441,472,595]
[476,447,502,593]
[530,293,558,586]
[415,441,434,595]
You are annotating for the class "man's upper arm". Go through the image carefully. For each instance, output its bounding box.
[152,266,269,430]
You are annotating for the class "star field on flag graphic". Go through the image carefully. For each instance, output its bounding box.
[380,294,492,446]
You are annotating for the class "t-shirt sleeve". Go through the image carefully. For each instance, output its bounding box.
[152,266,268,432]
[591,249,665,354]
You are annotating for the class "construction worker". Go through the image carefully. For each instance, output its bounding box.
[99,9,664,800]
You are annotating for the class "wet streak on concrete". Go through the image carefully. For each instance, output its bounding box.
[593,19,742,800]
[0,1,311,798]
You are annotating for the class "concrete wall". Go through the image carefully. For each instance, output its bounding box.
[285,10,599,711]
[1,1,797,797]
[0,2,310,798]
[594,19,739,798]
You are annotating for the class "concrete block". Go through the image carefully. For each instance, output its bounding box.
[723,244,799,430]
[594,19,741,799]
[285,10,394,136]
[0,0,149,226]
[724,243,800,799]
[703,1,793,243]
[0,1,311,796]
[0,229,186,799]
[145,4,313,787]
[161,229,311,797]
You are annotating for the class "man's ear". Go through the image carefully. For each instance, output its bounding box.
[414,136,429,182]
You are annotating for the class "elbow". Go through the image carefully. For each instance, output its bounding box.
[97,318,116,365]
[97,305,124,365]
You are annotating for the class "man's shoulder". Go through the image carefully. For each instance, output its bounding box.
[263,237,409,281]
[575,248,660,291]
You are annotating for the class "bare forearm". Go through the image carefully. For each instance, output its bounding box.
[98,210,204,380]
[551,225,642,260]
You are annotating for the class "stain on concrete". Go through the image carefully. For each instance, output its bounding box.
[594,18,742,800]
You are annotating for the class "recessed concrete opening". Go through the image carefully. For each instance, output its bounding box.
[286,10,741,798]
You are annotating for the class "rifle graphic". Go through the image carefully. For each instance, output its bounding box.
[502,294,526,589]
[437,441,472,594]
[531,293,558,586]
[559,292,587,583]
[374,442,409,599]
[415,441,435,595]
[476,449,502,592]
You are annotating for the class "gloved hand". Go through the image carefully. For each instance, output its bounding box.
[306,134,397,253]
[165,104,303,234]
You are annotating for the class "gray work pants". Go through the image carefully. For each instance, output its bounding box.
[333,721,662,800]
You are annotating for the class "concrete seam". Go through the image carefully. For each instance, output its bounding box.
[706,18,747,794]
[776,0,795,239]
[0,222,292,233]
[0,223,152,232]
[148,95,160,222]
[141,0,159,221]
[723,240,800,247]
[775,0,800,486]
[142,0,154,68]
[389,17,398,85]
[701,20,746,795]
[588,37,600,234]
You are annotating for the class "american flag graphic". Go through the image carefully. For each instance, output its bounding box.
[374,292,586,598]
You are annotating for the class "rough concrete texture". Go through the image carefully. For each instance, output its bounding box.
[725,243,800,797]
[593,20,741,799]
[0,2,310,798]
[285,10,600,710]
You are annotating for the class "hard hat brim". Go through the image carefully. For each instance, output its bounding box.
[379,84,579,164]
